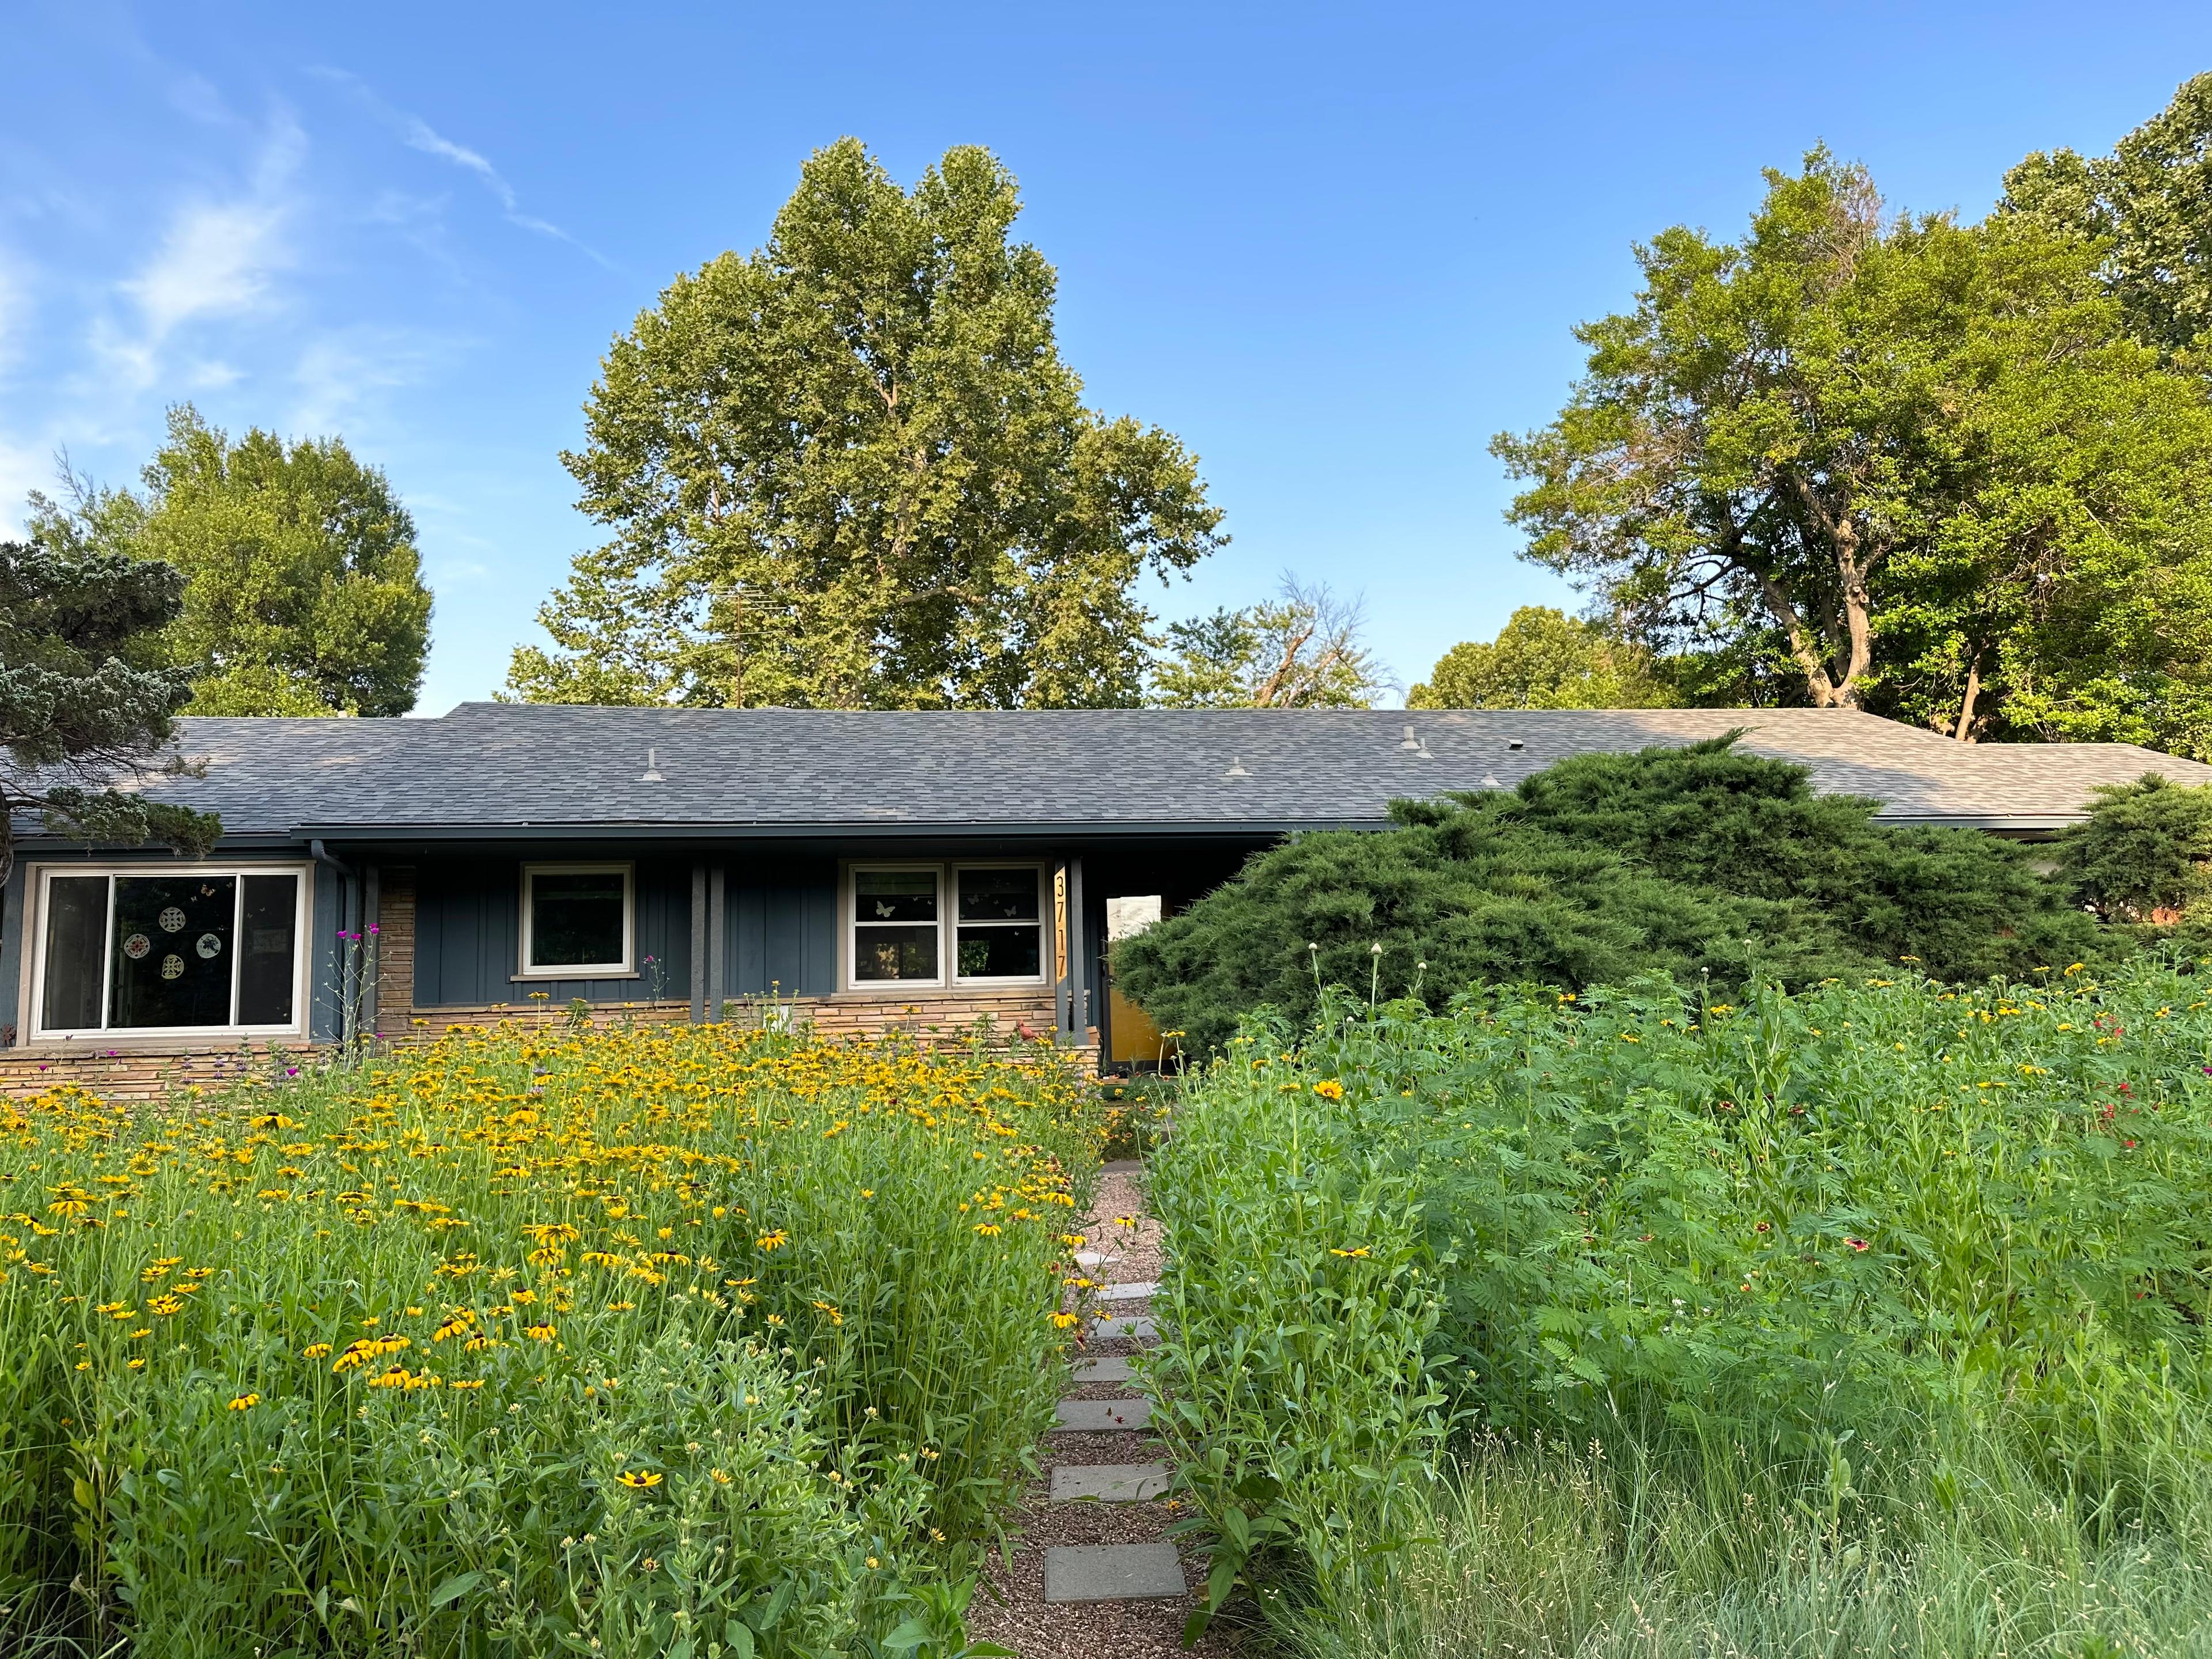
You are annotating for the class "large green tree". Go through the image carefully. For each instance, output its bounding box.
[2004,73,2212,357]
[1407,605,1669,709]
[1493,150,2212,752]
[30,407,433,717]
[509,139,1224,710]
[1150,577,1389,708]
[0,538,219,895]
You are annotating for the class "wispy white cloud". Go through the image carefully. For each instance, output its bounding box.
[287,324,455,436]
[314,67,612,268]
[0,249,32,375]
[95,109,304,393]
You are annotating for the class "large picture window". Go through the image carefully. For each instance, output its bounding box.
[847,864,1046,988]
[28,865,307,1039]
[518,864,634,977]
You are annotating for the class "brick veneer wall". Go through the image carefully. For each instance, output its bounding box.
[2,867,1095,1099]
[372,865,416,1037]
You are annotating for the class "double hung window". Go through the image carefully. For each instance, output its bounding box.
[29,865,306,1039]
[847,865,1046,987]
[518,864,634,977]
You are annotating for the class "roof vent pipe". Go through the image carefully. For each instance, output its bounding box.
[1481,773,1501,788]
[1506,739,1525,751]
[1222,756,1252,779]
[641,747,665,783]
[1399,724,1422,751]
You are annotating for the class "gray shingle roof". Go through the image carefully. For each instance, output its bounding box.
[81,703,2212,842]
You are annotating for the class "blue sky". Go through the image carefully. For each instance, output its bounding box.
[6,2,2210,714]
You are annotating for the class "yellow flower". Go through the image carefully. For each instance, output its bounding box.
[973,1222,1002,1236]
[127,1358,146,1370]
[616,1469,662,1488]
[1330,1247,1370,1259]
[1312,1079,1344,1101]
[228,1393,260,1411]
[755,1229,789,1252]
[1050,1312,1080,1329]
[301,1342,332,1359]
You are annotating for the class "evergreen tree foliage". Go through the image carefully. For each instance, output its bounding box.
[1115,739,2101,1054]
[0,538,219,892]
[509,139,1223,710]
[2054,773,2212,921]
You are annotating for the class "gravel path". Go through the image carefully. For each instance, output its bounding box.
[967,1160,1235,1659]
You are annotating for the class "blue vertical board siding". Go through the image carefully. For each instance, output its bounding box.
[412,858,694,1007]
[721,859,835,998]
[309,863,342,1041]
[0,861,25,1046]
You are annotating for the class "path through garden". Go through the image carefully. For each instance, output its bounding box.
[968,1158,1229,1659]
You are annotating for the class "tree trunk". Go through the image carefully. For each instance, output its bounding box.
[1950,656,1983,742]
[1755,574,1844,706]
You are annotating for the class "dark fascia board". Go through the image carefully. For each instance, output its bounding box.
[282,817,1402,842]
[14,809,2087,855]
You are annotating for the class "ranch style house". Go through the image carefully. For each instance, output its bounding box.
[4,702,2209,1099]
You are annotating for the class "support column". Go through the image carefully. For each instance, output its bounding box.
[707,863,727,1021]
[362,864,380,1038]
[1054,855,1085,1040]
[689,863,707,1024]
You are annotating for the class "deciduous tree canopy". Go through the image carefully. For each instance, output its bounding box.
[509,139,1224,710]
[1493,150,2212,755]
[1150,577,1388,708]
[30,406,432,718]
[1408,605,1669,709]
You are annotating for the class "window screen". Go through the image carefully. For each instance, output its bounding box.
[40,877,109,1032]
[527,869,628,969]
[853,869,938,981]
[956,868,1042,980]
[237,874,300,1025]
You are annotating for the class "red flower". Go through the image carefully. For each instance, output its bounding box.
[1844,1237,1870,1253]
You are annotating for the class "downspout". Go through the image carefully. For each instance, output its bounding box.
[311,840,356,1047]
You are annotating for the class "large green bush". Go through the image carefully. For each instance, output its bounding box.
[2056,772,2212,921]
[1117,739,2105,1052]
[1149,960,2212,1649]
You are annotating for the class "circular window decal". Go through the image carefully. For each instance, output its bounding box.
[123,933,151,961]
[195,932,224,960]
[160,953,185,980]
[158,906,187,933]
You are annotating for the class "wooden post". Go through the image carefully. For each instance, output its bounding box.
[707,864,727,1021]
[689,863,707,1024]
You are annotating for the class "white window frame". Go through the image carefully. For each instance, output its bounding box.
[21,861,313,1043]
[949,863,1051,987]
[842,861,1051,993]
[517,862,636,979]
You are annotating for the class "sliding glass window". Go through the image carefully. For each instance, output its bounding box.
[31,866,306,1039]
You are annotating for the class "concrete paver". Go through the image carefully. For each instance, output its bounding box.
[1050,1462,1172,1502]
[1054,1397,1153,1432]
[1042,1543,1187,1603]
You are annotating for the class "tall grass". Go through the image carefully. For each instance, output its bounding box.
[1147,958,2212,1652]
[0,1020,1099,1657]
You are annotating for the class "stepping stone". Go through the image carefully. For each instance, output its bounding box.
[1051,1461,1171,1502]
[1043,1543,1186,1603]
[1054,1397,1153,1431]
[1074,1355,1134,1384]
[1074,1251,1121,1268]
[1089,1312,1157,1342]
[1099,1279,1158,1302]
[1101,1159,1146,1176]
